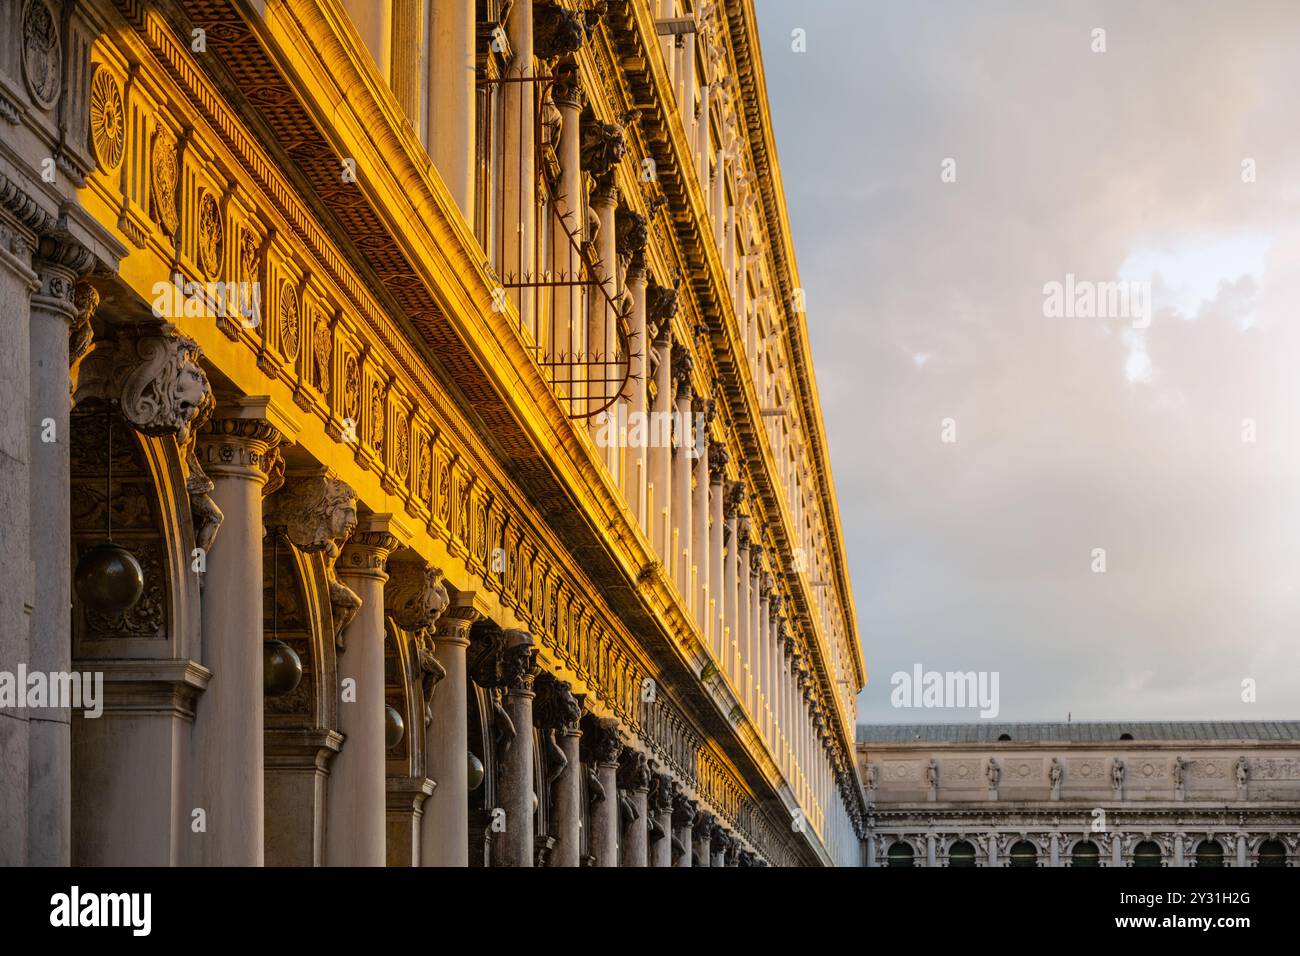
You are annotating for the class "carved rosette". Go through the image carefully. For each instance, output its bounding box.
[197,191,223,277]
[75,327,214,443]
[279,281,300,359]
[22,0,61,110]
[150,123,179,236]
[88,66,124,171]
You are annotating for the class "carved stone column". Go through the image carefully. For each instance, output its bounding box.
[736,519,751,703]
[671,788,696,867]
[552,65,586,385]
[671,350,694,599]
[502,0,536,336]
[711,826,731,868]
[471,629,539,867]
[723,484,742,681]
[383,556,449,864]
[648,770,674,867]
[692,810,715,867]
[422,592,481,866]
[341,0,393,77]
[708,446,728,660]
[327,513,407,866]
[426,0,477,218]
[748,545,763,714]
[190,397,295,865]
[618,208,649,525]
[618,749,650,867]
[692,417,711,630]
[582,715,624,867]
[263,473,358,866]
[535,672,582,866]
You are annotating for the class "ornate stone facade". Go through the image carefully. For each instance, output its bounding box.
[0,0,863,869]
[860,723,1300,867]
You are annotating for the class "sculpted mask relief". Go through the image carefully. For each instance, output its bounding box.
[267,475,361,647]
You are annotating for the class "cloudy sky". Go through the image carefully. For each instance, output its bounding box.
[754,0,1300,723]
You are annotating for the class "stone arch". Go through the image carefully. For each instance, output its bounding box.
[262,532,342,866]
[69,400,201,865]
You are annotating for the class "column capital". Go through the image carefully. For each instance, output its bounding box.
[338,513,409,581]
[692,809,715,842]
[670,787,696,829]
[649,771,675,815]
[433,592,484,647]
[724,480,746,520]
[708,444,730,485]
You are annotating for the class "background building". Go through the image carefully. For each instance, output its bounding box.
[0,0,866,866]
[859,722,1300,866]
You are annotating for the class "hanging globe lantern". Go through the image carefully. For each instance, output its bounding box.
[467,751,485,792]
[74,542,144,614]
[263,639,303,697]
[385,704,405,749]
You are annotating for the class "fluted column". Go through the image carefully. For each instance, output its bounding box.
[619,211,649,525]
[618,749,650,866]
[426,0,477,219]
[692,428,710,630]
[326,513,406,866]
[671,790,695,867]
[552,66,585,391]
[588,178,618,444]
[736,519,751,704]
[708,449,728,660]
[758,573,771,735]
[583,716,623,867]
[671,351,694,599]
[191,398,294,865]
[649,771,674,867]
[647,289,676,557]
[502,0,536,335]
[748,546,762,713]
[25,257,82,866]
[723,485,742,682]
[422,593,481,865]
[535,672,582,866]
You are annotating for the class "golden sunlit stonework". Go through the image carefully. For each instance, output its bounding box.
[0,0,867,867]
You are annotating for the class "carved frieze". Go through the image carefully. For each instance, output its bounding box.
[150,123,179,236]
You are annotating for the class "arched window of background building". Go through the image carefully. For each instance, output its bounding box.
[1119,732,1134,740]
[997,733,1012,741]
[1257,840,1287,867]
[1009,840,1038,867]
[1071,841,1101,867]
[1195,839,1224,868]
[886,841,915,868]
[948,840,976,867]
[1133,841,1162,867]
